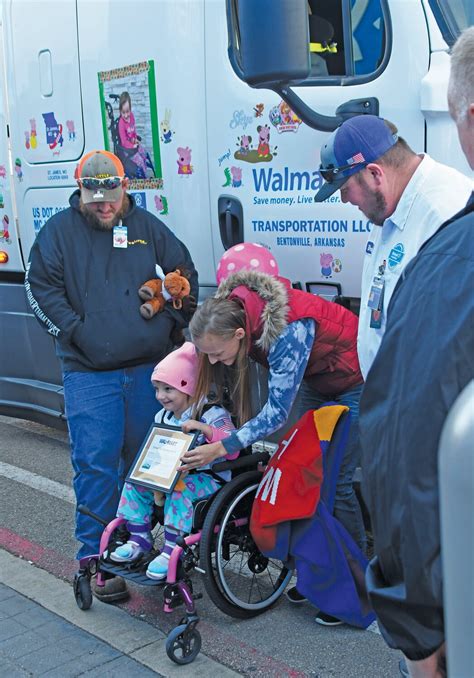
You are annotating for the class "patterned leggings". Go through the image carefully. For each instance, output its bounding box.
[117,472,221,533]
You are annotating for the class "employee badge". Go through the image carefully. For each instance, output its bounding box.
[113,223,128,249]
[368,275,384,329]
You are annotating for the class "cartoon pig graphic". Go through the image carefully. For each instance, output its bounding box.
[177,147,193,175]
[320,252,334,278]
[231,166,242,187]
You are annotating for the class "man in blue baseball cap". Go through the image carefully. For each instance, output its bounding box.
[315,114,398,204]
[315,114,472,379]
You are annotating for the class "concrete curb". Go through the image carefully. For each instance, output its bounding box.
[0,549,239,677]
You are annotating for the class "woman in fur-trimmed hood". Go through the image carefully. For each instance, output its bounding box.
[180,262,367,575]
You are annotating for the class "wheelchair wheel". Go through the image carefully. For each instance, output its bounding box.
[166,624,201,665]
[74,573,92,611]
[200,471,292,618]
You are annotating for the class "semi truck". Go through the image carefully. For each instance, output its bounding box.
[0,0,471,427]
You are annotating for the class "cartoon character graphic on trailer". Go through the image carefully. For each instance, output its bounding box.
[66,120,76,141]
[30,119,37,148]
[177,147,193,175]
[269,101,302,134]
[237,135,252,156]
[14,159,23,181]
[42,112,64,149]
[25,119,38,150]
[222,166,242,188]
[257,124,271,157]
[154,195,169,215]
[254,103,264,118]
[234,125,277,163]
[320,252,334,278]
[160,109,174,144]
[0,214,11,243]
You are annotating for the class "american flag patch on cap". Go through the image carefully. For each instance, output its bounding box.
[347,152,365,164]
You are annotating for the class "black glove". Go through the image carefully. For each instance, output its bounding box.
[181,294,197,320]
[170,327,185,347]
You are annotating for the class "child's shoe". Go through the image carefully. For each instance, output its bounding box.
[145,527,181,579]
[146,552,171,580]
[110,522,152,563]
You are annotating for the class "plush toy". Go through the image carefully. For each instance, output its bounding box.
[139,265,191,319]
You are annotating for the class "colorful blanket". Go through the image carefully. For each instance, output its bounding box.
[250,404,375,628]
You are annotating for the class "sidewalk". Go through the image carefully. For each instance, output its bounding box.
[0,549,239,677]
[0,583,159,677]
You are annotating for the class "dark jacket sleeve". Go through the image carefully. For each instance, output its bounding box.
[152,220,199,329]
[24,226,82,342]
[360,204,474,661]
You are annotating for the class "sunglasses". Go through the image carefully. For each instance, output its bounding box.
[79,176,124,191]
[319,161,367,183]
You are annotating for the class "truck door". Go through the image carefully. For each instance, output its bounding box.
[0,21,22,272]
[205,0,431,299]
[0,0,84,424]
[3,0,85,262]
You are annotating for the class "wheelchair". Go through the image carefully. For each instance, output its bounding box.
[73,450,293,665]
[105,94,156,180]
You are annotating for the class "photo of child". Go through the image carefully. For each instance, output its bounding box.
[99,61,162,185]
[117,91,153,179]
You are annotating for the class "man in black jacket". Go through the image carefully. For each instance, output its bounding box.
[25,150,198,601]
[360,27,474,678]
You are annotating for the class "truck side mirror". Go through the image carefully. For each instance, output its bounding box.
[227,0,310,87]
[227,0,380,132]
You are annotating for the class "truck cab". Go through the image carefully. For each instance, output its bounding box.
[0,0,471,427]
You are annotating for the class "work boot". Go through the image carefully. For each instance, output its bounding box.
[91,575,129,603]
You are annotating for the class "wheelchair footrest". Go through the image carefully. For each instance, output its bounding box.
[100,561,166,587]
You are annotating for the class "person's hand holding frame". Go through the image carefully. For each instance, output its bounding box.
[126,423,199,493]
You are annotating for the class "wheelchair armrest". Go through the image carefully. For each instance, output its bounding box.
[213,451,270,473]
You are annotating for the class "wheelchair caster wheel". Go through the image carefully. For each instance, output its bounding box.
[166,624,201,665]
[74,573,92,610]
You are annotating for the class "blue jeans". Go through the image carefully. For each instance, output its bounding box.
[296,381,366,553]
[63,363,158,559]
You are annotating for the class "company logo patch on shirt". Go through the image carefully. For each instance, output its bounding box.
[366,241,374,255]
[388,243,405,269]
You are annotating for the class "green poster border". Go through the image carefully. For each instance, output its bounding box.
[98,78,110,152]
[147,60,162,179]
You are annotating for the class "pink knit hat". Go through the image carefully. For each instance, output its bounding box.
[216,242,279,284]
[151,342,198,396]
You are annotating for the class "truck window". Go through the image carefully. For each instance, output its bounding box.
[308,0,387,79]
[428,0,474,46]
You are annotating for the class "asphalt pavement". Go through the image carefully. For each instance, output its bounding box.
[0,415,402,677]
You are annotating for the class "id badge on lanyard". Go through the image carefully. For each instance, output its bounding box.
[113,221,128,248]
[368,275,385,329]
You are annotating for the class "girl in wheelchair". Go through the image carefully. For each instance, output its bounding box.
[110,341,237,579]
[117,91,152,179]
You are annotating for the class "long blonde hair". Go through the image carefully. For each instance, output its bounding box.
[189,297,251,427]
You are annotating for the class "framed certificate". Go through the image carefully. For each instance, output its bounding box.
[126,423,199,493]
